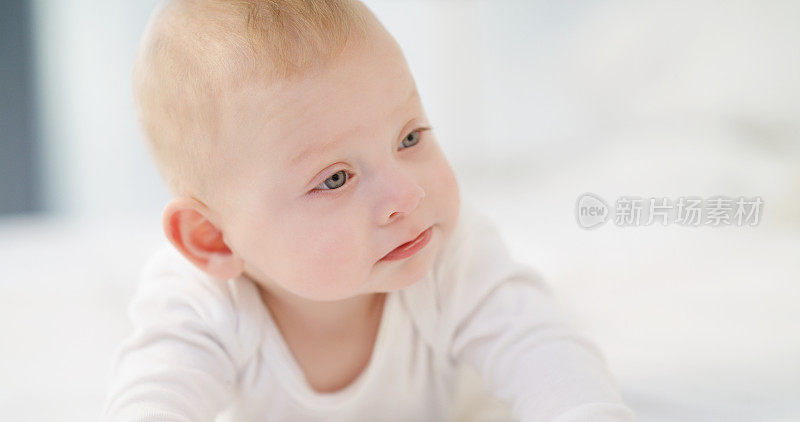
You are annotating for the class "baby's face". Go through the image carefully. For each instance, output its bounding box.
[211,27,460,301]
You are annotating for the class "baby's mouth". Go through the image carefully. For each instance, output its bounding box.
[378,226,433,262]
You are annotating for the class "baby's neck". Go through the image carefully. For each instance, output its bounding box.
[254,279,386,339]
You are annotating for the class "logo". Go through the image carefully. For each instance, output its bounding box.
[576,193,610,229]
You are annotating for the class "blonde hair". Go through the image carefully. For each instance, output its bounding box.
[132,0,369,205]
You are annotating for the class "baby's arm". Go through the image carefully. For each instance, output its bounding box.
[450,276,635,422]
[439,207,635,421]
[102,248,252,421]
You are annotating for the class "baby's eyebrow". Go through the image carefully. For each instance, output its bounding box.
[289,137,341,169]
[287,87,420,169]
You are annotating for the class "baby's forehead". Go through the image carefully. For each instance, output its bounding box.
[220,40,417,155]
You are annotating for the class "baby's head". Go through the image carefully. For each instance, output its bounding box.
[134,0,460,301]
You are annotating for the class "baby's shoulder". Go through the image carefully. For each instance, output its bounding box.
[139,243,237,310]
[398,201,507,324]
[429,198,522,295]
[134,242,267,363]
[399,199,545,346]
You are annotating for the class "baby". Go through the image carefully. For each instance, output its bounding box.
[102,0,635,421]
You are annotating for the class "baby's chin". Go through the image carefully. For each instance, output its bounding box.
[376,270,431,293]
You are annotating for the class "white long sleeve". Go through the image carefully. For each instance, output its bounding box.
[430,203,636,422]
[101,247,265,421]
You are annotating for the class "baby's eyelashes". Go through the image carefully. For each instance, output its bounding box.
[307,127,431,196]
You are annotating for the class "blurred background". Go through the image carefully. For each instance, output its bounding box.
[1,0,798,420]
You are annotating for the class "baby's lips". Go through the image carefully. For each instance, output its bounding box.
[379,226,432,261]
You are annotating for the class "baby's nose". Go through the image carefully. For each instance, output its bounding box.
[381,169,425,225]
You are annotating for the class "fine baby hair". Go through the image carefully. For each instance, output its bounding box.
[132,0,370,205]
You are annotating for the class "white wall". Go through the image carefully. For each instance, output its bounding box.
[31,0,167,221]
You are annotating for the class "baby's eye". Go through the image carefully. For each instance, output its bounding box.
[310,128,429,194]
[399,129,422,149]
[314,170,348,191]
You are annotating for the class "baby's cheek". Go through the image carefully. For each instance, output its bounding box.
[424,144,459,195]
[287,228,362,291]
[292,217,351,258]
[310,235,354,266]
[432,160,461,234]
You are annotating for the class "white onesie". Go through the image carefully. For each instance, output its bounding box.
[102,199,635,422]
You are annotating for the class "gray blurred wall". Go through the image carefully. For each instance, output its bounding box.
[0,0,40,215]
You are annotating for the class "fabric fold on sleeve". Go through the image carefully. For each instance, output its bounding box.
[434,202,636,422]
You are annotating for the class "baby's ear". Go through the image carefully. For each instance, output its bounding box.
[162,196,244,280]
